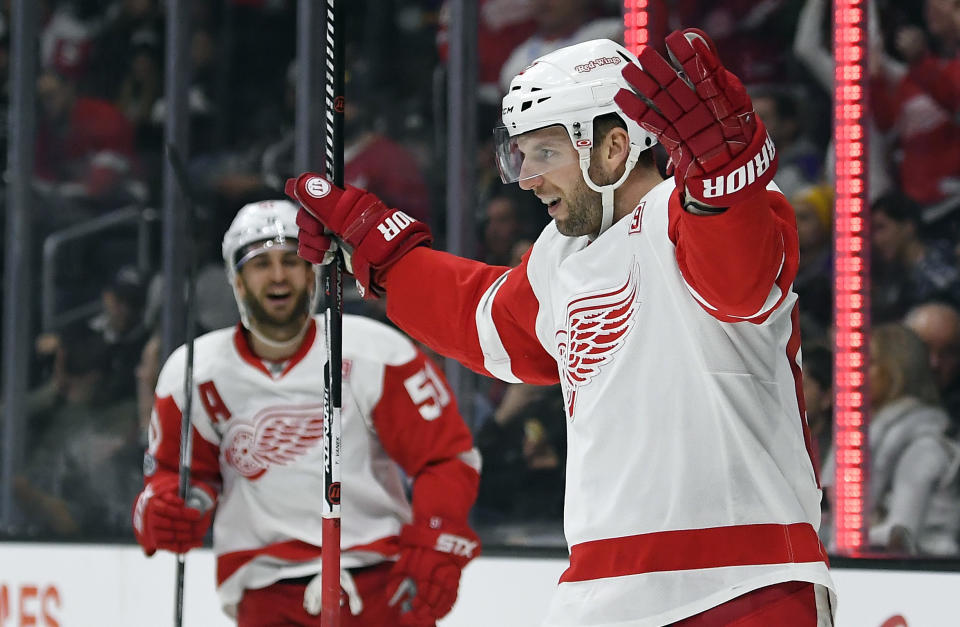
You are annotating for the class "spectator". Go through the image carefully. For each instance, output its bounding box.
[437,0,537,104]
[870,192,960,321]
[793,0,895,202]
[90,265,150,399]
[803,343,834,477]
[14,323,141,539]
[905,301,960,433]
[35,69,142,206]
[474,383,566,526]
[39,0,100,87]
[751,89,823,199]
[479,192,528,266]
[497,0,623,94]
[116,34,161,140]
[871,0,960,205]
[802,343,833,546]
[87,0,163,100]
[792,183,834,338]
[861,324,960,555]
[259,57,433,225]
[670,0,799,84]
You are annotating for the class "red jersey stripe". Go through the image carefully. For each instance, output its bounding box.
[559,522,828,583]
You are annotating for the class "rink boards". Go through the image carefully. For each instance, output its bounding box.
[0,543,958,626]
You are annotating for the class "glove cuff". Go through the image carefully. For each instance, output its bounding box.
[399,520,481,567]
[683,120,778,207]
[352,216,432,299]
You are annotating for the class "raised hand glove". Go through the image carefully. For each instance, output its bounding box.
[614,28,778,209]
[132,475,216,556]
[387,520,480,626]
[285,174,432,298]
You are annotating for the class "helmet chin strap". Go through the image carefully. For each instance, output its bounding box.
[245,314,312,353]
[579,144,643,239]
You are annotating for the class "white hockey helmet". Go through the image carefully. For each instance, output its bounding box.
[221,199,317,331]
[495,39,658,236]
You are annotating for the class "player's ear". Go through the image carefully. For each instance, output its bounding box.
[600,126,631,170]
[234,273,247,298]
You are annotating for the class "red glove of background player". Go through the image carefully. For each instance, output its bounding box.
[132,474,216,555]
[285,174,432,298]
[614,28,778,208]
[387,519,480,626]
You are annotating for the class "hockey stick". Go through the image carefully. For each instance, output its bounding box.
[320,1,346,625]
[165,142,198,627]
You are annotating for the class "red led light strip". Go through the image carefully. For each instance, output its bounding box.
[623,0,649,54]
[832,0,869,554]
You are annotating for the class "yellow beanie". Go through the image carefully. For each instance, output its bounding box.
[794,184,834,229]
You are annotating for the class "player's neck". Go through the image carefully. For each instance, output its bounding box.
[246,321,309,361]
[612,166,664,224]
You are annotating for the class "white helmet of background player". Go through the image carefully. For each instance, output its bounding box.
[494,39,658,236]
[221,199,318,342]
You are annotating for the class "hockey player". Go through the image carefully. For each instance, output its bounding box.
[131,199,481,626]
[285,30,836,626]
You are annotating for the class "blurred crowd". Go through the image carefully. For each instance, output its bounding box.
[4,0,960,558]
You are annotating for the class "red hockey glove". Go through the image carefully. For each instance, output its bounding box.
[285,174,432,298]
[614,28,778,209]
[132,475,216,556]
[387,519,480,626]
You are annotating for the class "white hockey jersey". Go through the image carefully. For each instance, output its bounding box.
[143,314,479,613]
[383,180,835,626]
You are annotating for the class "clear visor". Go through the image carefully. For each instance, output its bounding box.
[234,238,299,271]
[493,125,580,184]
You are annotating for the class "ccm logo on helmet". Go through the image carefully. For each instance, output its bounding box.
[701,134,777,199]
[304,177,331,198]
[378,210,415,241]
[574,56,622,73]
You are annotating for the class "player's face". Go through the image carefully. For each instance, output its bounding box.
[236,248,314,341]
[516,126,611,237]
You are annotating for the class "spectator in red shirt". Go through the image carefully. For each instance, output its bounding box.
[871,0,960,205]
[35,70,140,204]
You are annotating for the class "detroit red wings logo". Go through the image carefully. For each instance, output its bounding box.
[556,263,640,419]
[223,403,325,479]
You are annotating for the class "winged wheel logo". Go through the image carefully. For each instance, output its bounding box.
[223,403,325,479]
[556,263,640,419]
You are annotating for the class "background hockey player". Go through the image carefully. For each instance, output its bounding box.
[131,199,481,626]
[286,30,836,626]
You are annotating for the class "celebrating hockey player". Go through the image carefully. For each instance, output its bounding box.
[286,30,837,626]
[132,199,481,626]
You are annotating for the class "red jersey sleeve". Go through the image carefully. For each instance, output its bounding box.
[870,71,899,131]
[907,55,960,114]
[144,393,222,493]
[383,247,559,385]
[668,188,799,323]
[370,349,480,524]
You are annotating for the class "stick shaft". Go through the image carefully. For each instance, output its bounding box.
[166,143,197,627]
[321,0,345,624]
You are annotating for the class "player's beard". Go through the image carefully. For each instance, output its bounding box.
[554,159,618,238]
[243,288,311,342]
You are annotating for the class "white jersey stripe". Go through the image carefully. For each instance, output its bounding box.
[475,271,522,383]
